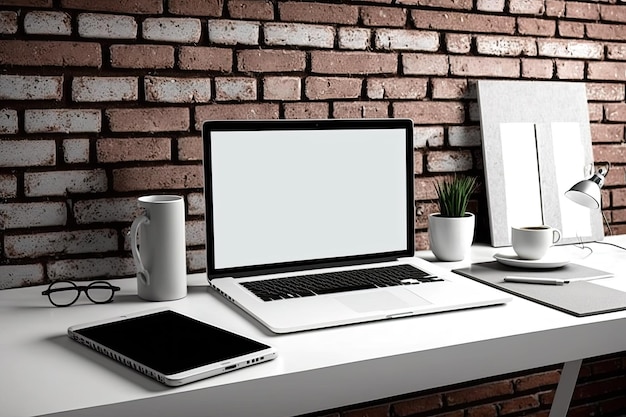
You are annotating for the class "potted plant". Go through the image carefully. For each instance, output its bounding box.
[428,175,478,261]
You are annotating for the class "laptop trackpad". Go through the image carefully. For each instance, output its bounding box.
[335,290,431,313]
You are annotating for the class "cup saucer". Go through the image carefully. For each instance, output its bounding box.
[493,249,570,269]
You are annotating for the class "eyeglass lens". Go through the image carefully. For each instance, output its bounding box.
[86,281,117,304]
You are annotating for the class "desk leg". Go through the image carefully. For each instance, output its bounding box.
[549,359,583,417]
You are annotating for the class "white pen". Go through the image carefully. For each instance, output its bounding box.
[503,276,570,286]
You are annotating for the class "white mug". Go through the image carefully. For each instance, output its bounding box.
[130,195,187,301]
[511,226,561,260]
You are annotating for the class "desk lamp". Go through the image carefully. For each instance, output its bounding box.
[565,166,608,209]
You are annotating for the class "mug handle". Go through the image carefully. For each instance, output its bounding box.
[552,228,562,244]
[130,215,150,286]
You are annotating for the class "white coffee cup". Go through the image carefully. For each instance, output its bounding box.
[130,195,187,301]
[511,226,561,260]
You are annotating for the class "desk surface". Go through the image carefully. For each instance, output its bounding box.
[3,237,626,417]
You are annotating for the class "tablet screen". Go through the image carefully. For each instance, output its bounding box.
[72,310,272,375]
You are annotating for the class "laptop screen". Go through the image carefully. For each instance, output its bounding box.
[203,119,415,278]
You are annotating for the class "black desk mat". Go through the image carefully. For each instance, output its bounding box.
[454,261,626,317]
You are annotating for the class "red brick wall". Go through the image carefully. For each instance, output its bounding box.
[1,0,626,414]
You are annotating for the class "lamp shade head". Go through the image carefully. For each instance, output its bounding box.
[565,182,601,209]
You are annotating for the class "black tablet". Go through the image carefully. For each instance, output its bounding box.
[68,309,277,386]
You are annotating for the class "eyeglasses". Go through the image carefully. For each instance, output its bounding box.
[42,281,121,307]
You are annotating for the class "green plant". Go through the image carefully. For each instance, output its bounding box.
[434,175,478,217]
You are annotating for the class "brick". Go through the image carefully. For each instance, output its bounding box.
[228,0,274,20]
[185,219,205,246]
[392,393,442,416]
[0,75,63,100]
[106,107,189,132]
[24,109,101,133]
[194,103,278,127]
[77,13,137,39]
[97,137,171,162]
[215,77,257,101]
[591,124,624,143]
[311,51,397,75]
[263,76,301,100]
[112,165,203,192]
[432,78,469,99]
[586,23,626,41]
[450,56,520,77]
[144,76,211,103]
[24,11,71,35]
[476,0,505,12]
[588,62,626,81]
[142,18,202,43]
[586,83,625,101]
[187,249,207,271]
[208,19,260,45]
[607,44,626,60]
[0,40,101,67]
[342,404,389,417]
[517,17,556,36]
[4,229,118,258]
[414,150,424,174]
[446,380,514,405]
[412,9,515,34]
[48,257,135,281]
[187,192,205,215]
[419,0,472,8]
[73,197,140,224]
[403,53,449,76]
[514,370,562,391]
[566,2,599,20]
[279,2,358,24]
[110,44,174,69]
[0,264,45,290]
[476,35,537,56]
[0,174,17,198]
[0,0,51,5]
[446,33,471,54]
[238,49,306,72]
[361,6,407,27]
[521,58,554,79]
[305,76,362,100]
[0,202,66,229]
[24,169,107,196]
[169,0,223,16]
[338,27,371,50]
[427,150,473,172]
[375,29,439,52]
[546,0,565,17]
[537,39,603,59]
[558,21,584,38]
[556,59,584,79]
[63,138,90,163]
[600,5,626,23]
[449,126,481,146]
[605,104,626,122]
[367,77,428,100]
[284,102,330,119]
[588,102,603,122]
[393,101,465,124]
[72,76,138,102]
[509,0,545,15]
[178,135,202,161]
[264,23,334,48]
[178,46,232,71]
[332,101,389,118]
[0,140,55,167]
[60,0,162,14]
[0,11,18,34]
[0,109,18,134]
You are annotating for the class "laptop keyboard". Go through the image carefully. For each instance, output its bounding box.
[241,264,443,301]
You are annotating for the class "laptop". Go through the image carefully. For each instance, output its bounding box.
[203,118,511,333]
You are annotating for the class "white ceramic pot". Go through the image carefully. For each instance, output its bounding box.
[428,212,475,262]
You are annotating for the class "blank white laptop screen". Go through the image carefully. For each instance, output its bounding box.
[205,119,414,276]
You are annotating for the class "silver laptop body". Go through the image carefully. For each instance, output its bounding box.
[203,119,511,333]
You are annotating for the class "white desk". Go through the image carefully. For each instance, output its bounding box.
[3,236,626,417]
